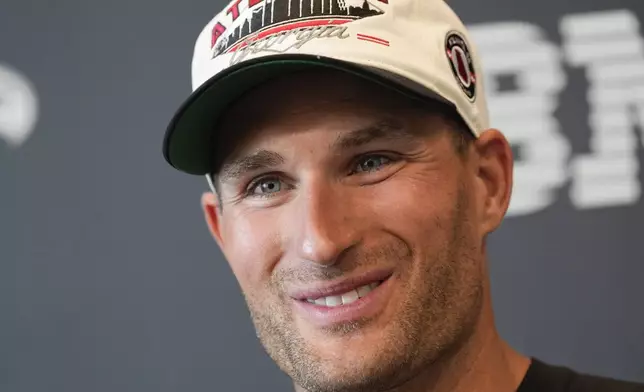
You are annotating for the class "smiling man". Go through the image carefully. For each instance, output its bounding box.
[161,0,644,391]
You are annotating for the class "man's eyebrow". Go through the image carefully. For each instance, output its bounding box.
[332,118,417,151]
[217,150,285,184]
[216,118,415,184]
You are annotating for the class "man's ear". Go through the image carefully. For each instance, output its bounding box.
[472,129,514,235]
[202,192,225,249]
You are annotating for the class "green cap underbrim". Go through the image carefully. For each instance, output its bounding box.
[162,54,452,175]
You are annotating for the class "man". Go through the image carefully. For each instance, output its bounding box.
[161,0,644,391]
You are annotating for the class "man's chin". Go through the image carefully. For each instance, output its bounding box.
[289,345,408,392]
[287,325,409,388]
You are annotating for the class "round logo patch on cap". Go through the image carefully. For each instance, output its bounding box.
[445,31,477,102]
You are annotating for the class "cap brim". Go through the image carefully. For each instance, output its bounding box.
[163,54,454,175]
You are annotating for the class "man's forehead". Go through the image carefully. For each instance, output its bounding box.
[221,71,430,136]
[211,68,454,178]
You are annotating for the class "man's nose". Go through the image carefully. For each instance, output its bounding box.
[293,182,361,267]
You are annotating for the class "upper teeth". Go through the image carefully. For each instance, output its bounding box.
[306,282,380,307]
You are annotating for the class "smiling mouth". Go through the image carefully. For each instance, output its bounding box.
[303,281,384,307]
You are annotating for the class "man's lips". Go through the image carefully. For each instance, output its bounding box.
[287,269,394,301]
[289,270,395,327]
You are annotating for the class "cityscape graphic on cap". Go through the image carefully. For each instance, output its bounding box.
[212,0,386,57]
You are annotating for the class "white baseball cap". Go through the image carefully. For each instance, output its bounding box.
[162,0,489,175]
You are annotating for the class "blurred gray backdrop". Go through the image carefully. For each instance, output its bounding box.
[2,0,644,391]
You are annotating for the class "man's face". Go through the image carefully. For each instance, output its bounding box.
[204,69,509,392]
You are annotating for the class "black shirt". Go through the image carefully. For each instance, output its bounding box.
[517,358,644,392]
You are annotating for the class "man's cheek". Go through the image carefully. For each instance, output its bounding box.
[224,218,280,277]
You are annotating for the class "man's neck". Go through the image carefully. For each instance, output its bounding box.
[425,326,530,392]
[389,296,531,392]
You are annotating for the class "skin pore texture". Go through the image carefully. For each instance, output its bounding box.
[201,68,531,392]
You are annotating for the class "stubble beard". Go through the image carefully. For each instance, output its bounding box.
[244,186,484,392]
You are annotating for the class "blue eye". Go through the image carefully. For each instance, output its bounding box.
[249,178,282,196]
[354,155,391,173]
